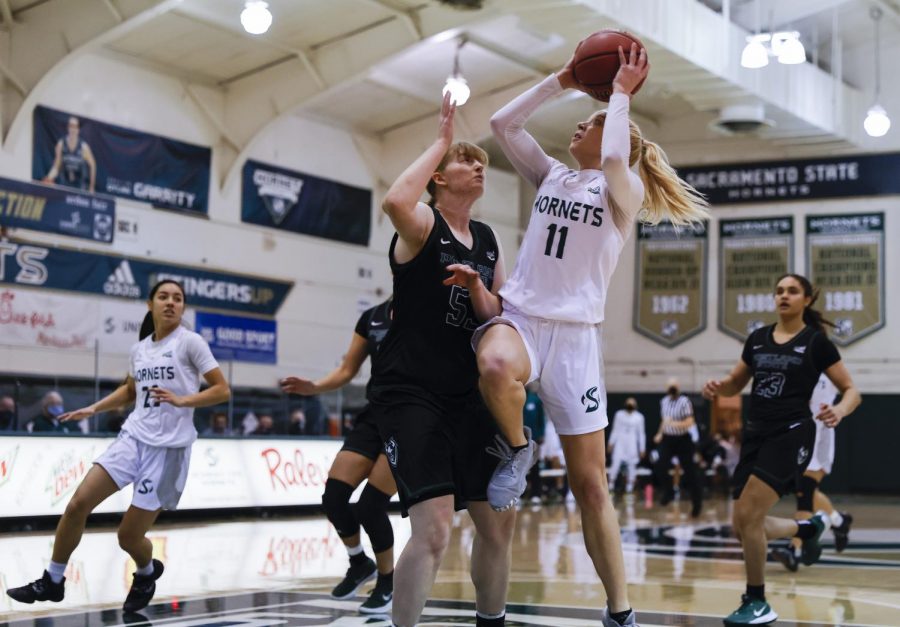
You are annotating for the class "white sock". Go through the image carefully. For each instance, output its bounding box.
[136,561,154,576]
[830,511,844,528]
[347,543,364,557]
[48,560,67,584]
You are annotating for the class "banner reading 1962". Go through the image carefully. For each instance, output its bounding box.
[634,221,708,347]
[719,217,793,341]
[806,213,885,346]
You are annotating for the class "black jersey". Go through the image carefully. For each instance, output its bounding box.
[371,207,499,399]
[741,324,841,429]
[60,138,89,189]
[354,298,392,359]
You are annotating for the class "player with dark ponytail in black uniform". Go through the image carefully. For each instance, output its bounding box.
[371,91,514,627]
[280,298,396,614]
[703,273,861,626]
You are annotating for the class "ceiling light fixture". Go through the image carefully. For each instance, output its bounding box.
[864,7,891,137]
[740,1,806,68]
[442,38,470,106]
[241,1,272,35]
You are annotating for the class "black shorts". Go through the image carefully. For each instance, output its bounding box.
[369,388,500,516]
[339,406,383,461]
[732,419,816,499]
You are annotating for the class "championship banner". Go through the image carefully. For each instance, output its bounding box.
[0,238,293,316]
[0,176,115,243]
[719,217,793,341]
[195,311,277,364]
[242,159,372,246]
[679,153,900,204]
[634,221,708,347]
[0,287,99,350]
[32,106,211,215]
[806,213,885,346]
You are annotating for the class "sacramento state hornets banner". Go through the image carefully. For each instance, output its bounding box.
[241,159,371,246]
[806,213,885,346]
[719,217,793,341]
[634,221,708,347]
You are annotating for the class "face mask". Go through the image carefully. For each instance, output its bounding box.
[47,404,64,417]
[625,404,636,411]
[667,387,678,396]
[0,410,13,424]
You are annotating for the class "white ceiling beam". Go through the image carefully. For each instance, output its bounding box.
[99,0,123,23]
[0,0,13,30]
[731,0,852,31]
[0,58,26,96]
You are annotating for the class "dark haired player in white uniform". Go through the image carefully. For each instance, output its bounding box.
[7,279,229,613]
[703,273,861,626]
[281,298,396,614]
[370,91,513,627]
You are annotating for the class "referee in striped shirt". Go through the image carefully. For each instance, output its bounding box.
[653,378,703,517]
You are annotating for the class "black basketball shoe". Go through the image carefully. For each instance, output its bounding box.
[770,546,799,572]
[331,555,376,599]
[359,573,393,615]
[6,571,65,603]
[832,512,853,553]
[123,559,165,613]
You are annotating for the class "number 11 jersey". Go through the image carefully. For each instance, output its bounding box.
[500,161,627,324]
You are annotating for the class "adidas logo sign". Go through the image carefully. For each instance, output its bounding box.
[103,260,141,298]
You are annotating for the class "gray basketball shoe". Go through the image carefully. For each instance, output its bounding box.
[600,607,638,626]
[486,427,538,511]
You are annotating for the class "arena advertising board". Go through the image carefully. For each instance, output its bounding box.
[806,213,885,346]
[718,217,793,341]
[0,238,293,316]
[0,176,115,243]
[634,221,708,347]
[32,106,211,215]
[0,436,369,516]
[241,159,372,246]
[678,152,900,204]
[195,311,277,364]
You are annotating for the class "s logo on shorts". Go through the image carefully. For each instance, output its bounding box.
[385,437,398,468]
[581,386,600,413]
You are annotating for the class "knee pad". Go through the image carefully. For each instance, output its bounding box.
[796,474,819,512]
[355,483,394,554]
[322,478,359,538]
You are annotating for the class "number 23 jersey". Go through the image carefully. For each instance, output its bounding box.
[125,325,219,448]
[499,161,627,324]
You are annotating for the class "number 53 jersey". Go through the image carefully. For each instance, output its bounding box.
[125,325,219,447]
[500,160,628,324]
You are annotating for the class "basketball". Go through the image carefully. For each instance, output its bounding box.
[572,30,648,102]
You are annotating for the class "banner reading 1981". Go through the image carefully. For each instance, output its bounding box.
[806,213,885,346]
[634,221,708,347]
[719,217,793,341]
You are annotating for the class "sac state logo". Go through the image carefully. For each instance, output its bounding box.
[581,386,600,413]
[252,168,304,225]
[384,437,398,468]
[797,446,809,466]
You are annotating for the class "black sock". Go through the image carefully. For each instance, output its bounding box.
[511,443,528,453]
[475,613,505,627]
[350,552,369,565]
[746,584,765,601]
[609,608,633,625]
[376,570,393,587]
[795,520,817,540]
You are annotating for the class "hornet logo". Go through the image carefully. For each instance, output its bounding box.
[581,386,600,413]
[797,446,809,466]
[385,437,398,468]
[252,168,304,225]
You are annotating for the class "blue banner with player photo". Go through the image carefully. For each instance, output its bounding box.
[32,105,211,215]
[241,159,371,246]
[0,237,293,316]
[0,176,115,243]
[195,311,277,364]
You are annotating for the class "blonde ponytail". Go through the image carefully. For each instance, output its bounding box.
[638,139,709,226]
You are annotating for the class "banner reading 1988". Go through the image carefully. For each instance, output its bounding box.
[634,221,708,347]
[806,213,885,346]
[719,217,793,341]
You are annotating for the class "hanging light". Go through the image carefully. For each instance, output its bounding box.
[864,7,891,137]
[241,1,272,35]
[442,38,470,106]
[741,35,770,69]
[772,31,806,64]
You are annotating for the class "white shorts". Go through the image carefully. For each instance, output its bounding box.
[806,419,835,474]
[474,307,608,436]
[95,431,192,511]
[541,417,564,461]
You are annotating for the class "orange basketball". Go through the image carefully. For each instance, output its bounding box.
[572,30,648,102]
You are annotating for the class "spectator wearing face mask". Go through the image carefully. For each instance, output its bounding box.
[31,391,73,433]
[0,396,16,431]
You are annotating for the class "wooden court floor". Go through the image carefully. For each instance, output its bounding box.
[1,494,898,626]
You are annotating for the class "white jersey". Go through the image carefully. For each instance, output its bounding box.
[809,373,838,415]
[608,409,646,459]
[492,77,643,323]
[123,326,219,448]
